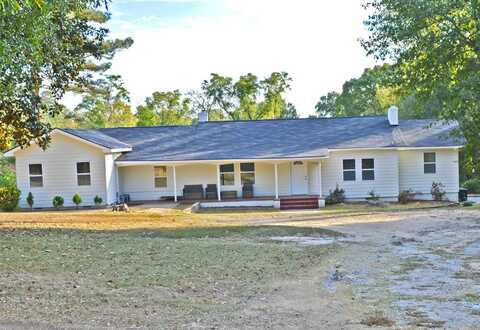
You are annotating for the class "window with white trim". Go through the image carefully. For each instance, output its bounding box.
[77,162,91,186]
[154,166,167,188]
[29,164,43,188]
[343,159,356,181]
[424,152,436,174]
[362,158,375,181]
[240,163,255,185]
[220,164,235,186]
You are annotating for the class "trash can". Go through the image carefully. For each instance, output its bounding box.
[459,188,468,202]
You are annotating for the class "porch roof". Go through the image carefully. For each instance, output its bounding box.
[60,116,461,162]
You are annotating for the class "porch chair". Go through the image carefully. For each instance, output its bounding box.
[183,184,204,200]
[205,184,218,200]
[242,183,254,199]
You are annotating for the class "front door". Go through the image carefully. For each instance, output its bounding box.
[291,161,308,195]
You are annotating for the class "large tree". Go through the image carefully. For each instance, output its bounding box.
[73,75,136,128]
[361,0,480,175]
[0,0,125,151]
[136,90,193,126]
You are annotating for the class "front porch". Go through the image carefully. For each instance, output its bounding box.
[115,159,327,209]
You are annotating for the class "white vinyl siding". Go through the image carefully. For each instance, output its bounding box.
[399,149,459,201]
[14,132,107,208]
[322,150,400,200]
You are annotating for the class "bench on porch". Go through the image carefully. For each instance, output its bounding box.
[221,190,237,200]
[183,185,204,200]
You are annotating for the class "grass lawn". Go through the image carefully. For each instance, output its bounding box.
[0,208,343,329]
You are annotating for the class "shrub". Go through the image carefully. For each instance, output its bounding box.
[398,189,416,204]
[463,178,480,194]
[325,185,346,205]
[72,193,82,209]
[0,168,16,188]
[52,196,64,209]
[0,186,20,211]
[431,182,446,201]
[94,195,103,206]
[366,190,380,201]
[26,192,34,209]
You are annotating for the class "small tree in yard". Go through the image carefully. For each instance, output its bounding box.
[26,192,34,209]
[94,195,103,206]
[431,182,446,201]
[52,196,64,209]
[72,193,82,209]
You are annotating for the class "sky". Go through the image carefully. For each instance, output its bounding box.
[78,0,379,117]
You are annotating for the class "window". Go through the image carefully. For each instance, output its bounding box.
[77,162,91,186]
[343,159,356,181]
[240,163,255,185]
[362,159,375,181]
[154,166,167,188]
[29,164,43,188]
[424,152,436,174]
[220,164,235,186]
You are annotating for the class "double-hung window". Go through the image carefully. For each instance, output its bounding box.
[343,159,356,181]
[220,164,235,186]
[154,166,167,188]
[77,162,91,186]
[424,152,436,174]
[240,163,255,185]
[29,164,43,188]
[362,159,375,181]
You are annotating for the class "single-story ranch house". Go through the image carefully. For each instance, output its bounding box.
[4,107,463,209]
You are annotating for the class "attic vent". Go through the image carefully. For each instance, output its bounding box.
[388,105,399,126]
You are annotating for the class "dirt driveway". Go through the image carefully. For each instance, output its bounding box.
[246,207,480,329]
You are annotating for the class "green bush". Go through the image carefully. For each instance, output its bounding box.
[325,185,346,205]
[52,196,64,209]
[0,186,21,211]
[398,189,416,204]
[26,192,34,209]
[431,182,446,201]
[366,190,380,201]
[72,193,82,209]
[94,195,103,206]
[463,178,480,194]
[0,168,16,188]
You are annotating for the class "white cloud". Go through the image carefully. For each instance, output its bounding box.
[107,0,379,117]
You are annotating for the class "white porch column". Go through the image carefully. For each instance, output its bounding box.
[173,165,177,202]
[274,163,279,200]
[216,164,222,201]
[318,161,322,197]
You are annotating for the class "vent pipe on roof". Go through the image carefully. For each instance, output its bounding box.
[198,111,209,123]
[388,105,399,126]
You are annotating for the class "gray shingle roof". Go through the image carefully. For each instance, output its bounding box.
[65,116,462,162]
[59,128,132,150]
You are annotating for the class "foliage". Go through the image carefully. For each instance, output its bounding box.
[73,75,136,128]
[361,0,480,176]
[94,195,103,205]
[0,186,20,211]
[26,192,34,209]
[325,185,346,205]
[52,196,64,209]
[0,0,112,150]
[200,72,297,121]
[366,190,380,201]
[72,193,82,208]
[398,189,416,204]
[463,178,480,194]
[137,90,192,126]
[0,156,16,188]
[431,182,446,201]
